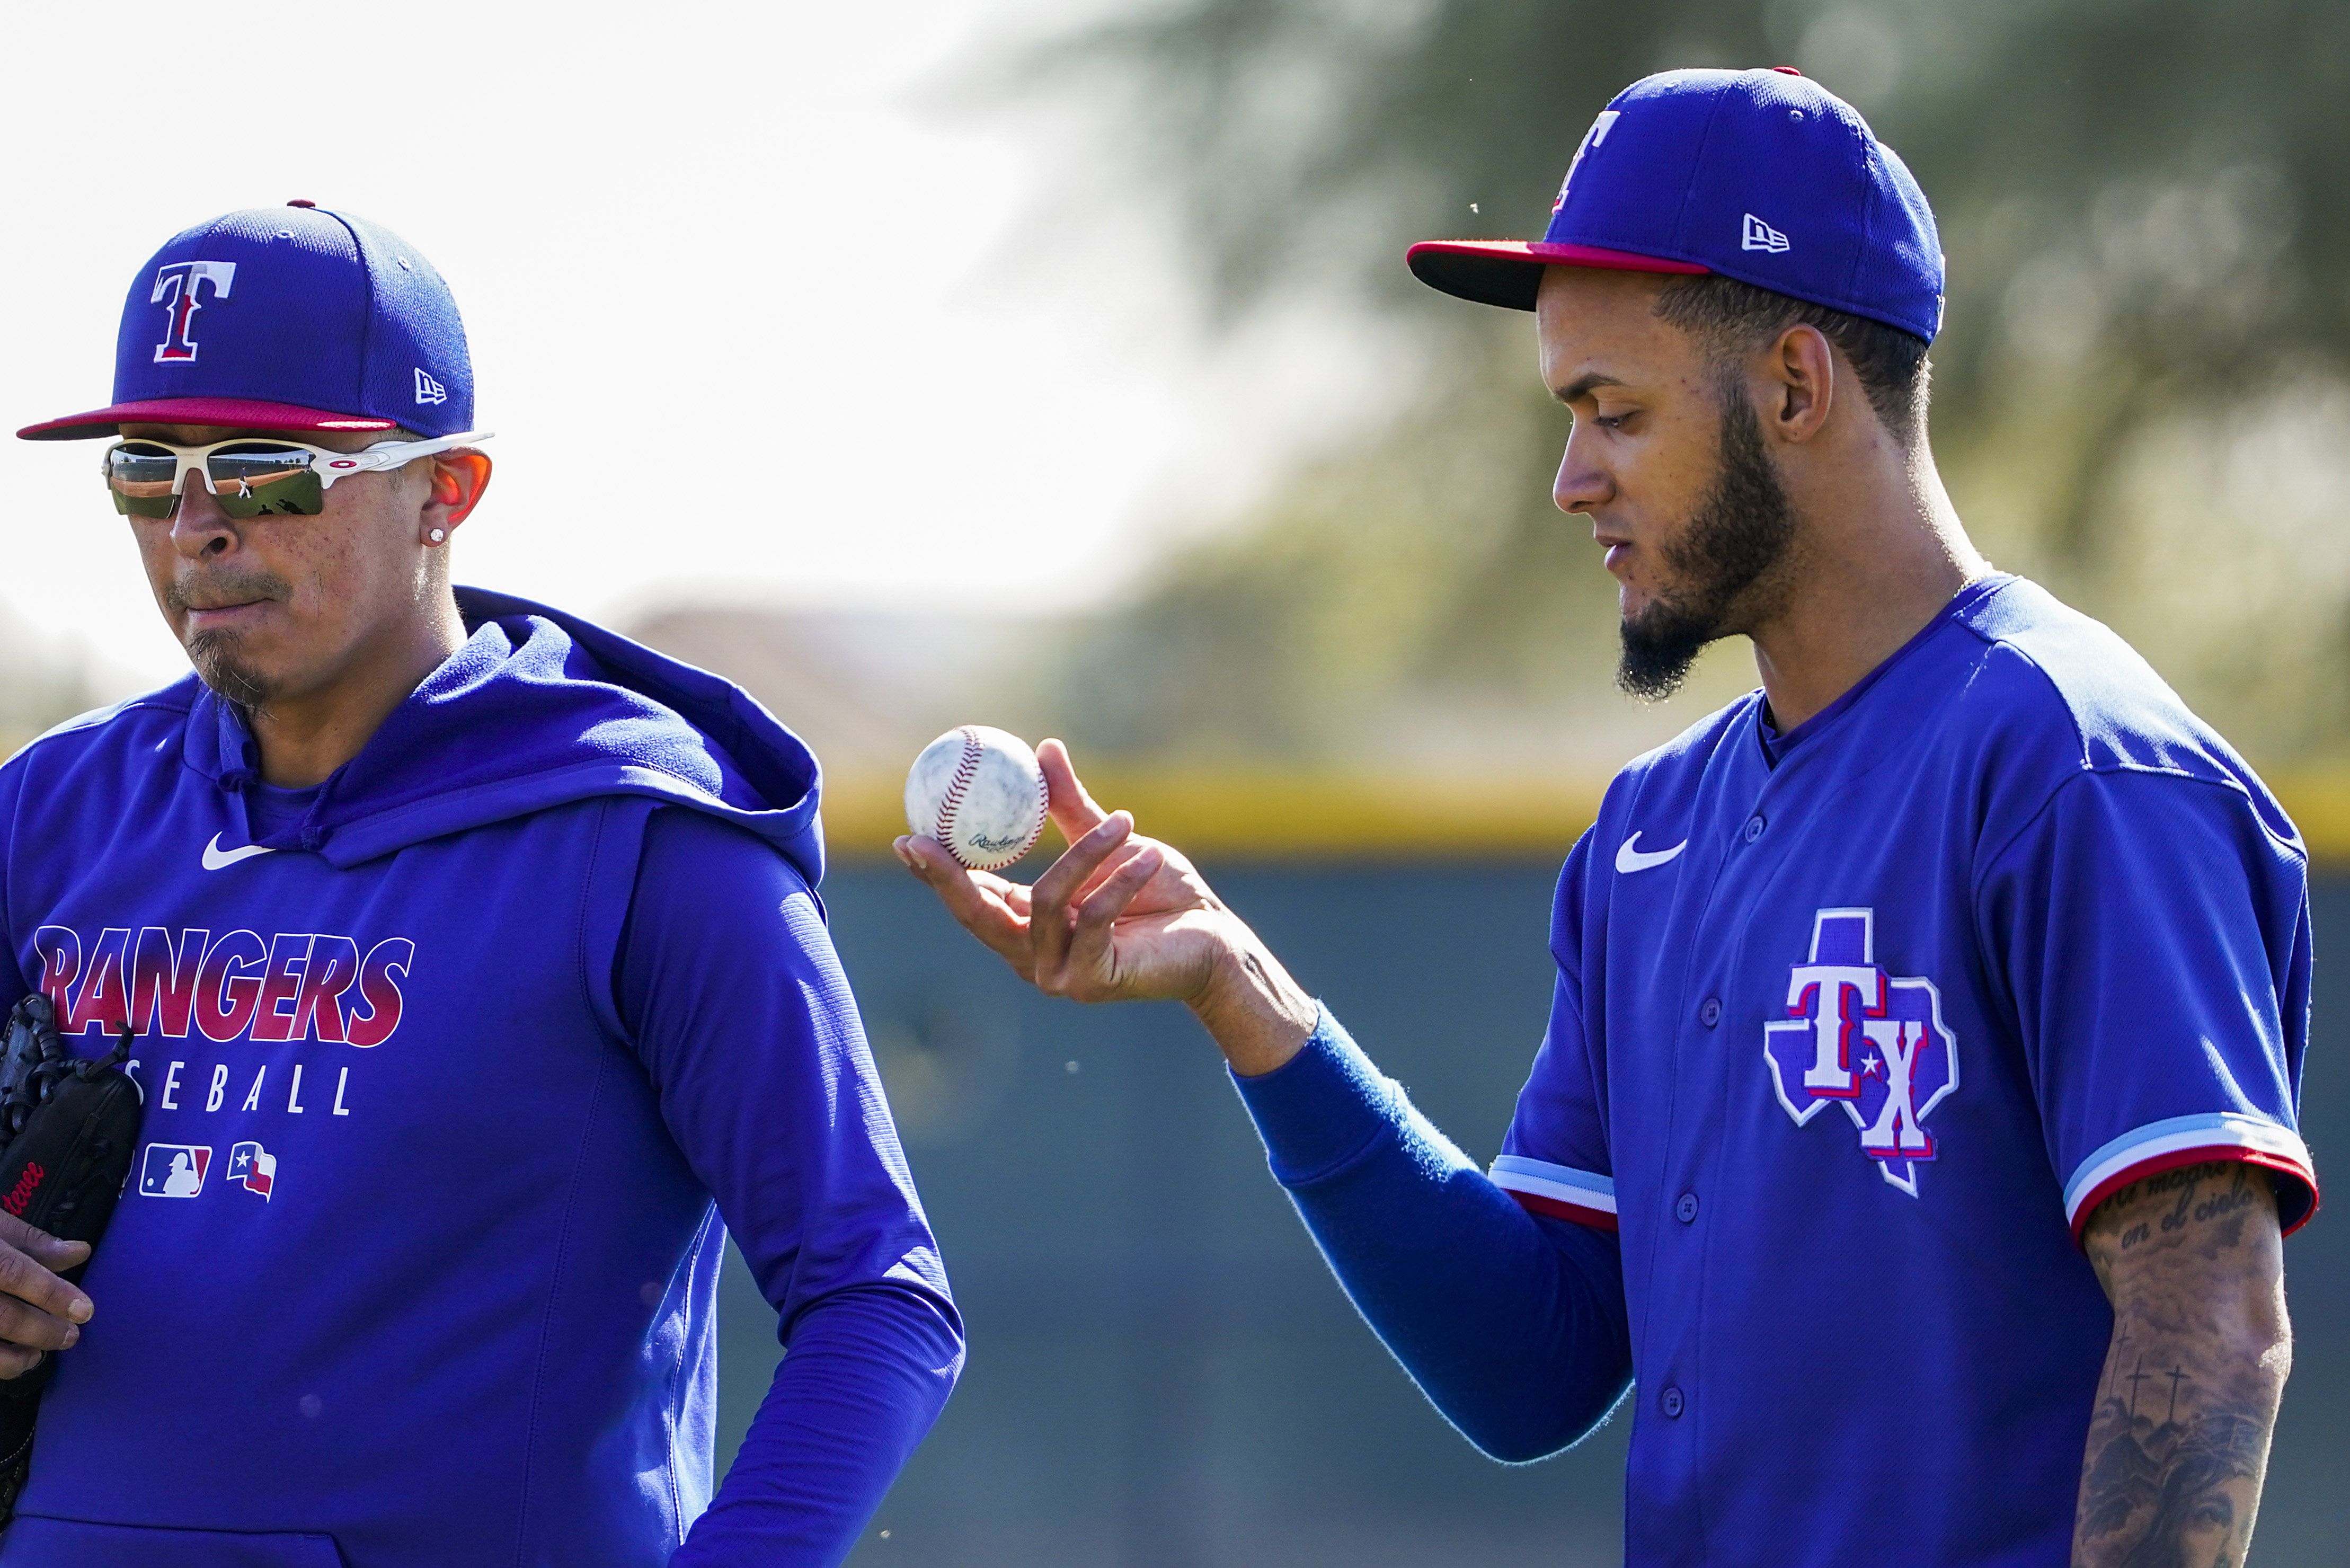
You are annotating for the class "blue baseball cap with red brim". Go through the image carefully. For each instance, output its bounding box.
[1408,67,1945,342]
[18,202,475,441]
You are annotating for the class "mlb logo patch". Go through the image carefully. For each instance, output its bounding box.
[139,1144,212,1199]
[226,1141,277,1201]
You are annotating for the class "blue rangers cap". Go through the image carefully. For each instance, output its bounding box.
[19,201,475,440]
[1408,67,1945,342]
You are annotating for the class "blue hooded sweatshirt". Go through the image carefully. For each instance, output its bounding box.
[0,588,961,1567]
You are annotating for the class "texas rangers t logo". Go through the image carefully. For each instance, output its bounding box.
[1762,907,1958,1196]
[1554,109,1621,213]
[151,260,236,363]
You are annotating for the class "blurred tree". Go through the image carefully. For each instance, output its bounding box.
[0,626,96,757]
[1018,0,2350,767]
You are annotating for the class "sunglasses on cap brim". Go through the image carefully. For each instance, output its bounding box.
[100,430,493,520]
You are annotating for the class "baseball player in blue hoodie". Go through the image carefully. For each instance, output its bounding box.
[1,204,961,1565]
[901,69,2317,1568]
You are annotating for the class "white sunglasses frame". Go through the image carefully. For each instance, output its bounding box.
[100,429,495,500]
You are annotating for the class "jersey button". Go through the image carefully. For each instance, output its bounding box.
[1743,814,1766,843]
[1699,997,1722,1028]
[1675,1192,1700,1224]
[1661,1386,1686,1419]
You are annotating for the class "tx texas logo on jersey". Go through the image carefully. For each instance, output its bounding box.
[226,1139,277,1200]
[1762,907,1958,1196]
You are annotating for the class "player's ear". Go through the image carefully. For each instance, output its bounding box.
[1765,324,1835,445]
[422,450,493,535]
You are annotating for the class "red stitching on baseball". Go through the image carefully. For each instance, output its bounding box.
[935,726,984,863]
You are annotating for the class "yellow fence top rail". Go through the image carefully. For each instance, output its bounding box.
[831,769,1582,862]
[827,767,2350,865]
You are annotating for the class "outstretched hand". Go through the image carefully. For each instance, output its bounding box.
[894,740,1316,1074]
[896,740,1220,1005]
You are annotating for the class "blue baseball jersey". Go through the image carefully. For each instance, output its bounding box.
[1488,575,2317,1567]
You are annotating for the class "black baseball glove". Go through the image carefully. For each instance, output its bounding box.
[0,995,143,1521]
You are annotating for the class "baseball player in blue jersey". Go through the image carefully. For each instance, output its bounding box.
[0,205,961,1564]
[901,68,2317,1567]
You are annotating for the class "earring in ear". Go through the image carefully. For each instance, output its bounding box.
[428,528,447,544]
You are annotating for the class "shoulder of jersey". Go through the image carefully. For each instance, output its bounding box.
[5,677,202,775]
[1950,578,2247,791]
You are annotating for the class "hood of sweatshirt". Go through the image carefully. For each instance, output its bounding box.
[172,585,823,883]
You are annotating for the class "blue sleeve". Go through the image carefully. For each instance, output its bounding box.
[1231,1007,1631,1463]
[616,807,964,1567]
[1976,769,2319,1240]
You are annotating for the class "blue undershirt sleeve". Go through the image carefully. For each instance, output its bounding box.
[617,807,963,1567]
[1231,1007,1632,1463]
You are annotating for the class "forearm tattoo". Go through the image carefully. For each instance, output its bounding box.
[2074,1161,2290,1568]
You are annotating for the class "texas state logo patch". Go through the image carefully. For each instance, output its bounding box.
[1763,908,1958,1196]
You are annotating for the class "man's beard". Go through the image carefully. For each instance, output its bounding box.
[169,573,290,712]
[1616,385,1801,701]
[187,634,271,710]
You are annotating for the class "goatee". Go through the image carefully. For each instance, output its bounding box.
[1617,384,1800,701]
[186,634,272,711]
[168,571,291,713]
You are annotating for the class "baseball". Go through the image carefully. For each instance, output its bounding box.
[905,726,1050,872]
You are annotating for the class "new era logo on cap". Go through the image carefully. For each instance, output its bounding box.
[1741,214,1791,254]
[414,367,447,405]
[1406,67,1945,342]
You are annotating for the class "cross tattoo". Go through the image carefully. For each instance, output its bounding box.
[2166,1365,2189,1425]
[2124,1357,2150,1419]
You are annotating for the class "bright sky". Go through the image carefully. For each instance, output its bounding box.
[2,0,1269,697]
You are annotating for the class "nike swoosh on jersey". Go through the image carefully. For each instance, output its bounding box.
[202,832,276,871]
[1615,832,1687,874]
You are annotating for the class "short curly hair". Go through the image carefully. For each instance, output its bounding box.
[1652,273,1932,445]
